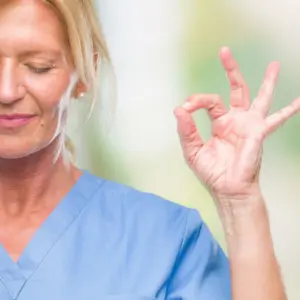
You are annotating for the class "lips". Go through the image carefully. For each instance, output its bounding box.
[0,114,35,119]
[0,114,36,129]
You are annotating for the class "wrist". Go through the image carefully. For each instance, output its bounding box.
[218,196,275,259]
[212,183,262,215]
[213,190,269,236]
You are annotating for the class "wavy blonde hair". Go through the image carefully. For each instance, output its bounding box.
[42,0,112,157]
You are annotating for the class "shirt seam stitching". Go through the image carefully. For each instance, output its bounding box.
[15,179,108,297]
[164,207,191,299]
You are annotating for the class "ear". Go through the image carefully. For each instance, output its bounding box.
[73,81,87,99]
[72,52,99,98]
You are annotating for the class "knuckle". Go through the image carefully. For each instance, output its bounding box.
[213,94,222,103]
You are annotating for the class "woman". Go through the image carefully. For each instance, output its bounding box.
[0,1,297,299]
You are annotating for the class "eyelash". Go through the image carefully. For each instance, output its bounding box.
[25,64,53,74]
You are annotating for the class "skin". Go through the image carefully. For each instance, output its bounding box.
[174,48,300,299]
[0,0,297,299]
[0,0,82,261]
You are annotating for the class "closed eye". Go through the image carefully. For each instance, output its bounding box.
[24,64,54,74]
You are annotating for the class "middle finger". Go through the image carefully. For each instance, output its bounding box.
[219,47,251,110]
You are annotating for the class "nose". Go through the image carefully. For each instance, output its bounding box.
[0,58,25,104]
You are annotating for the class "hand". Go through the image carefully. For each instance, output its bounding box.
[174,47,300,201]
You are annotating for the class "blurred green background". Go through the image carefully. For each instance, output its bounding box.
[67,1,300,299]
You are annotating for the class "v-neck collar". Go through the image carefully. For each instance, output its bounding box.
[0,170,103,299]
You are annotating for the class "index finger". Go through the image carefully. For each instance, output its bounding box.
[219,47,250,110]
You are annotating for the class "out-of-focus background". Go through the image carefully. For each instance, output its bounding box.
[67,1,300,298]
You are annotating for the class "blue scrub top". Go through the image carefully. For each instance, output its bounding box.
[0,170,231,300]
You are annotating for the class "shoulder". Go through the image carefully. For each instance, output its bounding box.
[82,169,192,213]
[77,170,230,297]
[78,169,202,243]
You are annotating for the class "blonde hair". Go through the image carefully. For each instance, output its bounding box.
[42,0,113,157]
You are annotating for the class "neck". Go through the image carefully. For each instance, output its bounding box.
[0,138,81,218]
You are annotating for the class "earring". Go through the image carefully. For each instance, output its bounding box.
[78,92,85,98]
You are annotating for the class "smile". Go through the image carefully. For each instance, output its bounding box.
[0,114,36,129]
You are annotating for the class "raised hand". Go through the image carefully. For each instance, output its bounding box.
[174,47,300,200]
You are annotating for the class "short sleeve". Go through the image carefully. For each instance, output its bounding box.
[166,209,232,300]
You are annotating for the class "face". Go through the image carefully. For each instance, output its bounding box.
[0,0,77,159]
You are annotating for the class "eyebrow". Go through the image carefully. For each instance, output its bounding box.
[18,50,63,61]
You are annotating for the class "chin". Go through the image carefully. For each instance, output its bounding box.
[0,129,65,161]
[0,146,40,160]
[0,138,58,160]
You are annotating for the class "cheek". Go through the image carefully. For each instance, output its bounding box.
[24,70,74,111]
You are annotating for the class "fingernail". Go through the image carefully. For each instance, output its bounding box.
[182,102,192,110]
[220,46,229,52]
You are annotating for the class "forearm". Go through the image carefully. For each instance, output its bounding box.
[218,193,286,300]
